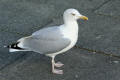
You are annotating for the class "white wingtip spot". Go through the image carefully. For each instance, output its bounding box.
[9,49,20,52]
[4,45,7,48]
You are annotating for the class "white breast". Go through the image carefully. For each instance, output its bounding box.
[47,24,78,57]
[60,24,78,52]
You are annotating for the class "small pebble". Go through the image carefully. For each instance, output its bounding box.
[96,35,104,39]
[75,74,78,78]
[93,52,96,54]
[113,61,119,64]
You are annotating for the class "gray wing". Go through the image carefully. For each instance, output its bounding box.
[22,26,71,54]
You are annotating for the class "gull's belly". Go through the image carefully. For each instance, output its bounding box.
[62,35,78,52]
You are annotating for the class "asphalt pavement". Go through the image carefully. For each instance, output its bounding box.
[0,0,120,80]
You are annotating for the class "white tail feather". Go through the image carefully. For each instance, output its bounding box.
[9,48,28,52]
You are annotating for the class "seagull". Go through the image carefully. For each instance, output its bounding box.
[6,8,88,74]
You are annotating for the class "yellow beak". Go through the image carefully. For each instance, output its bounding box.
[79,16,88,20]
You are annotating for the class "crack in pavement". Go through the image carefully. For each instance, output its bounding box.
[75,45,120,59]
[92,0,113,12]
[95,13,120,19]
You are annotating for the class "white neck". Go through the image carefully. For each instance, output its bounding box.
[65,19,77,27]
[63,17,78,34]
[63,15,78,27]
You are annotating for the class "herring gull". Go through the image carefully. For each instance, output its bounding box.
[6,8,88,74]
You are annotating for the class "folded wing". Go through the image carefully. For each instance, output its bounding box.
[21,27,71,54]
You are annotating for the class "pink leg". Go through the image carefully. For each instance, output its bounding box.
[51,56,63,74]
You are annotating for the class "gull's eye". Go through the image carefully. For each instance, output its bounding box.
[71,13,75,16]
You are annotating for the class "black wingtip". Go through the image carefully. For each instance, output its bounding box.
[5,42,24,50]
[4,45,7,48]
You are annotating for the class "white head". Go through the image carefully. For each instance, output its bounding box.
[63,8,88,22]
